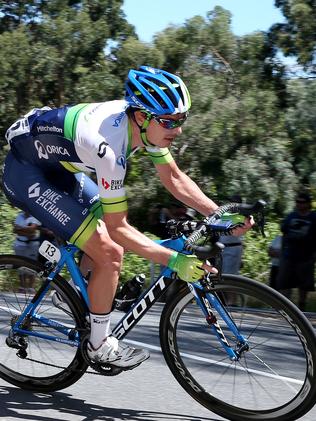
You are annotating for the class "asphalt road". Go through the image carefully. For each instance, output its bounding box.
[1,304,316,421]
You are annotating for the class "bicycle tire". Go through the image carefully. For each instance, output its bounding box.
[159,274,316,421]
[0,254,89,392]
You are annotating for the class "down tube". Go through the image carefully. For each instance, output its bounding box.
[112,236,186,340]
[112,274,173,340]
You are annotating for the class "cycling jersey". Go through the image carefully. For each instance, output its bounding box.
[6,101,173,213]
[3,101,174,248]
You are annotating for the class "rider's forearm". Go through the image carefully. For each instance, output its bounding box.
[106,221,173,266]
[162,170,218,216]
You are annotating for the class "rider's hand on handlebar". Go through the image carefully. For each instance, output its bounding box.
[230,215,255,237]
[167,252,217,282]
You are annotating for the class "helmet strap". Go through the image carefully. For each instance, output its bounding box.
[140,113,156,147]
[130,109,156,147]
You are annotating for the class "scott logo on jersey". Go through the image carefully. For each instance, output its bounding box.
[97,141,108,158]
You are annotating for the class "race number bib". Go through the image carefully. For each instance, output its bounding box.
[39,240,61,263]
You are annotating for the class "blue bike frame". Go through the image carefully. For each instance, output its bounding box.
[12,237,248,360]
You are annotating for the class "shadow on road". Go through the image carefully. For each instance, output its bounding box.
[0,385,218,421]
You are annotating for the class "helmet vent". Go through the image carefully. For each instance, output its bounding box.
[145,76,178,108]
[161,73,185,106]
[125,67,190,115]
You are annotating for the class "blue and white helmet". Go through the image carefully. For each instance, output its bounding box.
[125,66,191,115]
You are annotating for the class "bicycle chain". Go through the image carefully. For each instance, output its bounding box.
[23,356,104,376]
[14,330,123,376]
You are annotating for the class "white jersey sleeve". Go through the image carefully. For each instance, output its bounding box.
[72,100,174,214]
[74,101,129,214]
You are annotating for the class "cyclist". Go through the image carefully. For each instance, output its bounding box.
[2,66,253,369]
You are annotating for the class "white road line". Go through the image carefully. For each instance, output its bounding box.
[0,304,305,387]
[124,338,304,386]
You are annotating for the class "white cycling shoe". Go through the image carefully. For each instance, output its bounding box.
[87,336,150,368]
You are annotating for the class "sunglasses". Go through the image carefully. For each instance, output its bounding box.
[154,114,188,129]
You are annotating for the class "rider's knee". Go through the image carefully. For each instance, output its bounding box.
[102,240,124,269]
[88,234,124,269]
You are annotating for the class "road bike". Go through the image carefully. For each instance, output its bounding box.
[0,201,316,421]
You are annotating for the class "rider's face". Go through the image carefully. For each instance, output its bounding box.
[137,112,186,148]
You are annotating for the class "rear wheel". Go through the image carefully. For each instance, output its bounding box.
[0,255,88,392]
[160,275,316,421]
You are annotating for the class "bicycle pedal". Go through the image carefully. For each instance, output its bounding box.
[80,334,122,376]
[90,360,142,375]
[89,361,123,376]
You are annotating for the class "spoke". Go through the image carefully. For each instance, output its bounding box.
[171,283,310,414]
[245,316,267,341]
[248,350,300,393]
[0,292,22,315]
[0,305,21,316]
[240,357,286,405]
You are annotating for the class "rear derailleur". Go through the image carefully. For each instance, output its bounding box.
[6,315,31,358]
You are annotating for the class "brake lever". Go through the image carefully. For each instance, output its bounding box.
[233,199,267,237]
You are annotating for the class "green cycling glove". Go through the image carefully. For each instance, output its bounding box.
[167,252,204,283]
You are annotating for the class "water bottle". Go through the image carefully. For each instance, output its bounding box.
[114,274,146,312]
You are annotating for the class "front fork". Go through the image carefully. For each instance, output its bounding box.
[189,282,249,361]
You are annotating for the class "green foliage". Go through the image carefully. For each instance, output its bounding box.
[285,79,316,186]
[241,220,281,281]
[0,0,134,141]
[0,1,316,284]
[0,202,18,254]
[113,36,164,81]
[271,0,316,69]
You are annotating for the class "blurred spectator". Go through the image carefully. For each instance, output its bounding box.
[147,204,173,239]
[268,234,282,289]
[170,201,197,222]
[276,192,316,311]
[218,195,244,306]
[13,211,41,293]
[219,195,244,275]
[169,201,188,221]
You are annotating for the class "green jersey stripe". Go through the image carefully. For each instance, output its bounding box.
[64,103,89,140]
[90,201,103,219]
[148,150,174,164]
[101,197,128,213]
[70,213,97,248]
[60,161,82,173]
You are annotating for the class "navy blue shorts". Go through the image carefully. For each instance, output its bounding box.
[3,152,102,249]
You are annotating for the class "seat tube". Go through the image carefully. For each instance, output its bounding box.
[65,250,90,307]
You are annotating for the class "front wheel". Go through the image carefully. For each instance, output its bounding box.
[159,274,316,421]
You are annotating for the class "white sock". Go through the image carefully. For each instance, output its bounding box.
[89,312,112,349]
